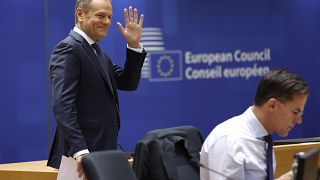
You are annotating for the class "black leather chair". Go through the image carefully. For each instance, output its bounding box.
[132,125,204,180]
[81,150,137,180]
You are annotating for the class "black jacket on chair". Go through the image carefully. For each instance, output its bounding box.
[132,126,203,180]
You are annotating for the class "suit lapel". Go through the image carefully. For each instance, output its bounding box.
[97,53,115,97]
[82,44,114,97]
[69,30,116,97]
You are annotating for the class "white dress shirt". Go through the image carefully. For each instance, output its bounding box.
[200,106,276,180]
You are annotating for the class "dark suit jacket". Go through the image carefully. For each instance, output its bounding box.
[47,30,146,169]
[132,126,203,180]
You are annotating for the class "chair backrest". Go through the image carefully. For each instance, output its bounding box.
[81,150,137,180]
[132,125,204,180]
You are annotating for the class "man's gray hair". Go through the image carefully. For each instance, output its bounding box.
[75,0,112,23]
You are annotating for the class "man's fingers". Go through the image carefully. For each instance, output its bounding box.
[117,22,125,35]
[76,156,84,178]
[124,6,141,25]
[78,169,84,177]
[77,161,84,177]
[134,8,138,24]
[124,8,129,25]
[139,14,144,28]
[129,6,133,22]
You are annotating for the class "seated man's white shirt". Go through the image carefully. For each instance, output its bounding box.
[200,106,276,180]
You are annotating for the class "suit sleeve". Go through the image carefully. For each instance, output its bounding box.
[112,48,147,91]
[50,42,87,155]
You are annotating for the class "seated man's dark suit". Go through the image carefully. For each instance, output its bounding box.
[47,30,146,169]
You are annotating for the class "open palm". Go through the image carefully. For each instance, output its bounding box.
[117,6,144,48]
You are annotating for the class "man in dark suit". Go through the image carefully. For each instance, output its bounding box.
[47,0,147,177]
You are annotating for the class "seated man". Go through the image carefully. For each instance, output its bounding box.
[200,69,309,180]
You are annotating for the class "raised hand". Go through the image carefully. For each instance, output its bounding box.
[117,6,144,48]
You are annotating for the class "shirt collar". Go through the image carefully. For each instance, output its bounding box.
[245,106,269,139]
[73,26,95,45]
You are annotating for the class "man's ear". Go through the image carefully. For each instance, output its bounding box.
[267,98,277,111]
[76,7,83,22]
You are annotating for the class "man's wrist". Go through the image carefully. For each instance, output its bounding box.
[73,149,90,159]
[127,43,144,53]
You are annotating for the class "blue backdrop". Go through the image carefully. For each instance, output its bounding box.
[0,0,319,163]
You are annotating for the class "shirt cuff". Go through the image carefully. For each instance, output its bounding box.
[127,43,144,53]
[73,149,90,159]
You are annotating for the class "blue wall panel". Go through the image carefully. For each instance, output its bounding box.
[0,0,319,163]
[0,1,47,163]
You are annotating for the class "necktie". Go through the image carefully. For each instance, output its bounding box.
[264,134,274,180]
[91,43,101,55]
[91,43,114,95]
